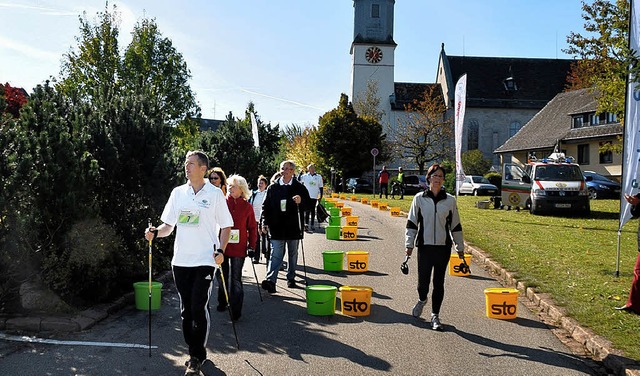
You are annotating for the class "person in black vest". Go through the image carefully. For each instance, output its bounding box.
[260,160,310,292]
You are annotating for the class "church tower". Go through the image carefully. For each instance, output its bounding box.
[350,0,396,124]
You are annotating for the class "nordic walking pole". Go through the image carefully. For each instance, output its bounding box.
[249,253,263,302]
[215,246,240,349]
[297,204,308,285]
[146,219,157,358]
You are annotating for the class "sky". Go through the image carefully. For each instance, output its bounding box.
[1,0,588,127]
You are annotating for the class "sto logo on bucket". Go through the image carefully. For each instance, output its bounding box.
[491,301,517,316]
[349,260,367,271]
[343,298,368,313]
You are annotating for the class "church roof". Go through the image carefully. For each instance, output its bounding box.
[446,55,575,109]
[391,82,442,110]
[494,88,622,154]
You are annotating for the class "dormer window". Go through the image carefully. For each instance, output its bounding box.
[503,77,518,91]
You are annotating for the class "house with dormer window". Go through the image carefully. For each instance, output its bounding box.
[494,88,622,179]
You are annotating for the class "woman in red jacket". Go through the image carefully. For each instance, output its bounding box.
[217,174,257,321]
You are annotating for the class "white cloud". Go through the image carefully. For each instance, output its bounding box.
[0,35,59,61]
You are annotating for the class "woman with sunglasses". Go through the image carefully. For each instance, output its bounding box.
[404,163,466,331]
[208,167,227,196]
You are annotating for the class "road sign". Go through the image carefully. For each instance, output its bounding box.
[371,148,379,157]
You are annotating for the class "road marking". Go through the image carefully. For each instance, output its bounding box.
[0,333,158,349]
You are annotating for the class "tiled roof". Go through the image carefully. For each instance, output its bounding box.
[494,88,622,153]
[392,82,443,110]
[446,55,575,109]
[199,118,224,132]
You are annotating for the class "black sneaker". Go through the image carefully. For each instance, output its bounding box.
[287,280,297,288]
[184,356,201,375]
[216,303,227,312]
[261,280,276,293]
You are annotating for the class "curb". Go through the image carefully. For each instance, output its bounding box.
[466,244,640,376]
[0,271,173,335]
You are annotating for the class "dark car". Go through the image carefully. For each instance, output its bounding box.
[583,171,621,199]
[403,175,427,195]
[346,177,373,193]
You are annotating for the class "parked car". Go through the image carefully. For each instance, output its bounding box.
[403,175,427,195]
[583,171,621,199]
[346,177,373,193]
[459,175,499,196]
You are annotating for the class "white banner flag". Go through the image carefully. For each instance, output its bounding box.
[250,112,260,148]
[619,0,640,230]
[454,74,467,196]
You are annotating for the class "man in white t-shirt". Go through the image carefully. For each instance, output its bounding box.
[299,163,323,231]
[145,150,233,375]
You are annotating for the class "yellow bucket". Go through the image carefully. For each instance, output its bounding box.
[345,215,359,227]
[339,286,373,316]
[350,196,357,201]
[378,203,388,211]
[390,207,401,216]
[339,195,347,200]
[484,288,519,320]
[335,202,345,208]
[331,193,339,198]
[346,251,368,272]
[341,226,358,240]
[361,197,369,204]
[371,200,379,208]
[341,206,352,216]
[448,254,472,276]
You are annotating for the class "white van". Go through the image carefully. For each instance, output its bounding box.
[501,153,590,215]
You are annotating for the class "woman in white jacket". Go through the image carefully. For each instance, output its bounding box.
[405,163,465,331]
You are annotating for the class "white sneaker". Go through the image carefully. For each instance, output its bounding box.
[412,299,427,318]
[431,313,443,331]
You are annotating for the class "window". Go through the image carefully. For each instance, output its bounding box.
[607,112,618,123]
[599,142,613,164]
[573,115,583,128]
[577,144,589,165]
[371,4,380,18]
[509,121,521,138]
[590,113,600,126]
[467,120,479,150]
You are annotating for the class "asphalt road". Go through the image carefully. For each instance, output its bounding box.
[0,199,603,375]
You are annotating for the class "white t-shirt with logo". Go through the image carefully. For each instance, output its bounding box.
[300,173,323,199]
[161,181,234,267]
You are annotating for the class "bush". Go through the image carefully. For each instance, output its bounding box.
[485,172,502,191]
[42,218,126,307]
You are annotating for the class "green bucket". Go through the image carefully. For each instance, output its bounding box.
[133,281,163,311]
[322,250,344,271]
[329,216,341,226]
[305,285,337,316]
[329,207,341,217]
[325,226,341,240]
[325,201,335,208]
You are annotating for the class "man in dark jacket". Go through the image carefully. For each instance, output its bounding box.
[261,160,310,292]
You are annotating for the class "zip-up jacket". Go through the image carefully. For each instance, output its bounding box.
[261,178,310,240]
[405,188,464,252]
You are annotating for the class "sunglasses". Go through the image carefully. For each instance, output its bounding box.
[209,176,220,181]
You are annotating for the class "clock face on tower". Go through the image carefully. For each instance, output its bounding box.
[365,46,383,64]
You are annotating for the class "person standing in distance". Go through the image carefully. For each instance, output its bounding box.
[145,150,233,375]
[617,192,640,314]
[300,163,323,232]
[260,160,310,292]
[378,166,391,199]
[248,175,269,264]
[404,163,465,331]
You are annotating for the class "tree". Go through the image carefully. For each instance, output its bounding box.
[283,124,318,173]
[353,80,385,123]
[564,0,635,119]
[314,94,387,179]
[461,149,492,175]
[389,85,452,175]
[1,83,28,118]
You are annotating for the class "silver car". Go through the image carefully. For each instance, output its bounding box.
[459,175,498,196]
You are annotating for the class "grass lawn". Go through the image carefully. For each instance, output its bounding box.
[339,192,640,360]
